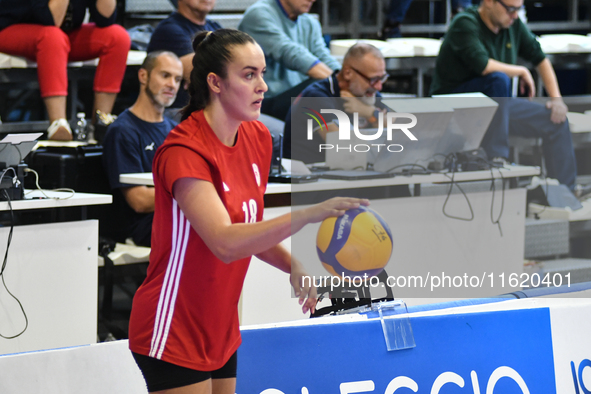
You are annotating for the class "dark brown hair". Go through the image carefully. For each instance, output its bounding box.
[181,29,256,121]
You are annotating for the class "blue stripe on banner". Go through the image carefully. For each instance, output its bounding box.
[238,308,555,393]
[318,208,360,275]
[325,209,359,257]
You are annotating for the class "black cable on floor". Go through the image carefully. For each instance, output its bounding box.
[0,188,28,339]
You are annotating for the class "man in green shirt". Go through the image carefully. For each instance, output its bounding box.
[430,0,576,190]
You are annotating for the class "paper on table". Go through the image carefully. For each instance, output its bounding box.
[567,112,591,133]
[33,140,88,150]
[1,133,43,144]
[282,159,311,175]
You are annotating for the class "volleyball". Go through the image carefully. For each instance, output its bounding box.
[316,206,393,279]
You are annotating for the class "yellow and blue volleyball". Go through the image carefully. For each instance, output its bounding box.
[316,206,393,278]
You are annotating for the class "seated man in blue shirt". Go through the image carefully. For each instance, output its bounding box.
[239,0,341,121]
[102,51,183,247]
[284,42,389,164]
[147,0,221,109]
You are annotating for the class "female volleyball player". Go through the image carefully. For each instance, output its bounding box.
[128,29,368,394]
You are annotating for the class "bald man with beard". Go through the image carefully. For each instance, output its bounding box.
[102,51,183,246]
[284,43,390,164]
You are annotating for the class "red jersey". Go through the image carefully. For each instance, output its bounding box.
[128,110,272,371]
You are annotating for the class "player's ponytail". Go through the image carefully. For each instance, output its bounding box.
[182,29,256,121]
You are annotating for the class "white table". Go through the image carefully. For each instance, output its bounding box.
[120,172,154,186]
[120,165,540,192]
[121,167,540,325]
[566,111,591,147]
[0,189,111,211]
[0,190,111,356]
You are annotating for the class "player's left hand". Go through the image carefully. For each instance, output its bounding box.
[341,90,375,119]
[546,98,568,124]
[290,258,318,314]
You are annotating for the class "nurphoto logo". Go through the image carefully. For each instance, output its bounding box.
[303,108,419,154]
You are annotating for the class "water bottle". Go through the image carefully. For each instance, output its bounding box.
[74,112,87,141]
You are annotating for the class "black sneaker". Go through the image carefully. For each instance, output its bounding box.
[575,184,591,200]
[380,21,401,40]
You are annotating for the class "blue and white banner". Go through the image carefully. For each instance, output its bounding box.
[549,302,591,394]
[238,307,557,393]
[0,298,589,393]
